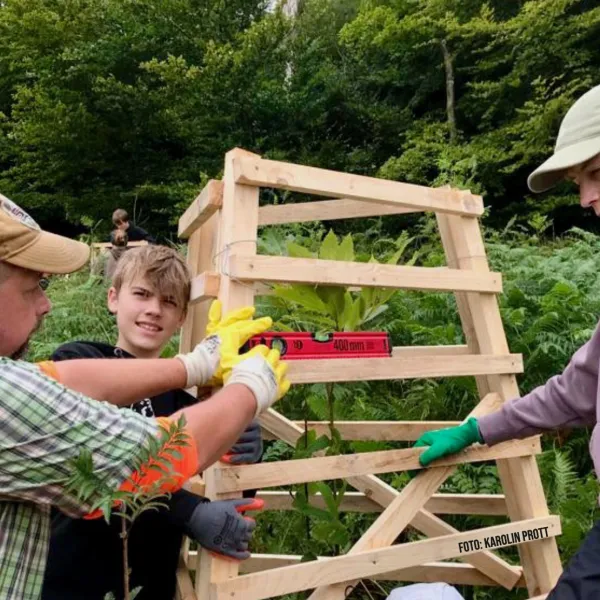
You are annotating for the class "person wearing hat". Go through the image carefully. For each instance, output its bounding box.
[413,83,600,598]
[0,193,290,600]
[386,583,465,600]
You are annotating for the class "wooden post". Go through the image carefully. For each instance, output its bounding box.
[195,148,261,600]
[437,213,563,596]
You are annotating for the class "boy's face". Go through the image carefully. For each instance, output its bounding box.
[107,277,185,358]
[115,220,129,231]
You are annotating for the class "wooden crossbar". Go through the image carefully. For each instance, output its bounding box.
[286,353,522,384]
[227,254,502,293]
[258,198,420,225]
[255,491,508,515]
[178,180,223,239]
[214,437,540,493]
[213,516,560,600]
[261,420,463,441]
[189,272,221,305]
[187,554,526,587]
[231,155,484,216]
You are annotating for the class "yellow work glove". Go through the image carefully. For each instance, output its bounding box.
[175,300,272,388]
[224,346,291,416]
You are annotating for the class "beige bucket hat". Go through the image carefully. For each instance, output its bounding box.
[0,194,89,274]
[528,84,600,193]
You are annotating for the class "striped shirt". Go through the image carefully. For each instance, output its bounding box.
[0,358,158,600]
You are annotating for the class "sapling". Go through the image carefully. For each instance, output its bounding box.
[67,415,190,600]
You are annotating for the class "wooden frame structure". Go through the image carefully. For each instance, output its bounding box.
[175,148,563,600]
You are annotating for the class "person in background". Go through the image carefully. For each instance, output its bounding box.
[0,193,289,600]
[111,208,156,244]
[104,228,129,281]
[414,84,600,599]
[42,245,266,600]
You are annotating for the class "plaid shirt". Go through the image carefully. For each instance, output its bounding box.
[0,358,158,600]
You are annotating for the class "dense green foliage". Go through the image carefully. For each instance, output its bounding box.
[31,223,600,599]
[14,0,600,596]
[1,0,600,238]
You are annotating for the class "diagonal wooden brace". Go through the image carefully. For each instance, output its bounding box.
[259,398,522,593]
[307,391,521,600]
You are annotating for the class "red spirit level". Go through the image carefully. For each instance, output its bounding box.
[243,332,392,360]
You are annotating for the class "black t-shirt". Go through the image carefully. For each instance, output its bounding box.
[41,341,202,600]
[109,224,156,244]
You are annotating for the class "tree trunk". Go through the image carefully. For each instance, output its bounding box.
[440,39,457,143]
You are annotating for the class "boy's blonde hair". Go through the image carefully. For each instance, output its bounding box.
[112,245,191,314]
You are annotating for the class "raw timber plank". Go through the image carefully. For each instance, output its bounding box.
[258,198,419,226]
[261,420,462,441]
[195,148,260,598]
[214,436,540,493]
[285,353,523,384]
[178,180,223,239]
[232,155,483,216]
[439,212,563,596]
[189,272,221,305]
[254,491,507,516]
[228,254,502,293]
[213,516,560,600]
[186,554,525,587]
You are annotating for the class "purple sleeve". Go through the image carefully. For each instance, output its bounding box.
[478,322,600,445]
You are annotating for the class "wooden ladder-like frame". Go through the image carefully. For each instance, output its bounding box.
[175,148,562,600]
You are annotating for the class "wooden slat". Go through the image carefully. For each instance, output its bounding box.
[186,553,526,587]
[189,272,221,305]
[195,149,260,598]
[176,556,197,600]
[214,516,560,600]
[91,240,149,249]
[232,155,483,216]
[307,391,513,600]
[228,254,502,293]
[256,490,508,515]
[439,212,563,596]
[258,198,420,226]
[214,436,540,493]
[262,420,462,441]
[178,180,223,239]
[393,345,470,357]
[285,353,522,384]
[257,406,521,590]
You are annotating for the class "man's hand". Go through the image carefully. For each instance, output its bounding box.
[222,420,263,464]
[184,498,264,561]
[414,418,483,467]
[224,347,290,417]
[176,300,272,388]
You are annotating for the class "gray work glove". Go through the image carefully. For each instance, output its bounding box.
[222,419,263,464]
[184,498,264,560]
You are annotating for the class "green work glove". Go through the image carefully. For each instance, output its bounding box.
[414,418,483,467]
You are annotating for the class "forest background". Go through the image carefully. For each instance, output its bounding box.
[8,0,600,598]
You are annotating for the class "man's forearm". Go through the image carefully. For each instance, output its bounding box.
[174,384,257,472]
[52,358,188,405]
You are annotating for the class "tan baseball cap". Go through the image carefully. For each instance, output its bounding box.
[528,85,600,193]
[0,194,89,274]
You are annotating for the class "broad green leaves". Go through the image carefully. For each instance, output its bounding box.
[272,229,415,331]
